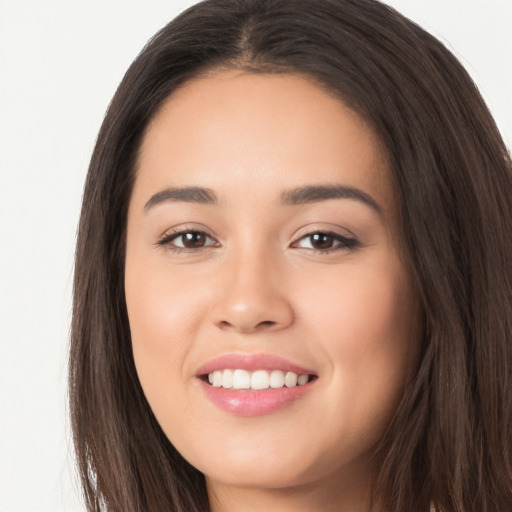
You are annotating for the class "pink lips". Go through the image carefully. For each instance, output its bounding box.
[197,353,314,376]
[197,353,316,417]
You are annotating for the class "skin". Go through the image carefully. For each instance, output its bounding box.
[125,71,422,512]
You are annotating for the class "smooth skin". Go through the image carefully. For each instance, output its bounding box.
[125,71,422,512]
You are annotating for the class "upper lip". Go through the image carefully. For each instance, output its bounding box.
[196,353,316,376]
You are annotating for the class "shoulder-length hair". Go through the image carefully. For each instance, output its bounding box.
[70,0,512,510]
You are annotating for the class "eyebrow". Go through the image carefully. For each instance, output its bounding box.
[144,183,382,215]
[280,184,382,215]
[144,186,217,210]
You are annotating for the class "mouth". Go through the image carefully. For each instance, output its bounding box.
[196,354,318,416]
[202,369,316,390]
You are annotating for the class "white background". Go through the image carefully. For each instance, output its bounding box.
[0,1,510,511]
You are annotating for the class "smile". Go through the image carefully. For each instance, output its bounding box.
[197,354,317,416]
[207,369,311,390]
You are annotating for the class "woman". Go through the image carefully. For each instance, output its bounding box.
[69,0,512,510]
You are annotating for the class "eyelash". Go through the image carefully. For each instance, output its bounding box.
[157,228,359,254]
[290,230,359,253]
[157,228,219,254]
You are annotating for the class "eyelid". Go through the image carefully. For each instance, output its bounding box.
[156,224,220,252]
[291,223,356,242]
[289,224,359,253]
[155,223,358,254]
[157,223,218,240]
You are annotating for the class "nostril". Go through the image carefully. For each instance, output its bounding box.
[256,320,276,329]
[218,320,233,330]
[216,319,277,332]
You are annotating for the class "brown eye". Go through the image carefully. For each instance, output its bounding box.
[180,232,208,248]
[293,231,358,252]
[309,233,335,250]
[161,230,218,251]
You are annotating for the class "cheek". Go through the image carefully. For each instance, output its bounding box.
[301,257,416,347]
[124,255,208,411]
[298,258,420,432]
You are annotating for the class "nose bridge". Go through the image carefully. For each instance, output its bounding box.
[211,242,294,333]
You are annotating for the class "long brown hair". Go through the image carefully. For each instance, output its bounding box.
[70,1,512,510]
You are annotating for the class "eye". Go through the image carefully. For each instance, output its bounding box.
[158,230,219,252]
[292,231,358,252]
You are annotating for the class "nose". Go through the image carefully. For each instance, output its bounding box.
[210,250,295,334]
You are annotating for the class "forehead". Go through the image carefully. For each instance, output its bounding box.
[134,70,392,211]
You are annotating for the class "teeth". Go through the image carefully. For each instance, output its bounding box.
[297,374,309,386]
[251,370,270,390]
[222,369,234,389]
[270,370,285,388]
[232,369,251,390]
[207,369,310,390]
[212,370,222,387]
[285,371,298,387]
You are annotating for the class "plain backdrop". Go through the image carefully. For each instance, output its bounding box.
[0,1,510,511]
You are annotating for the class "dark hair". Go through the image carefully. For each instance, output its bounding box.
[70,0,512,510]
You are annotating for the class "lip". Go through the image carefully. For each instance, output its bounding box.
[196,353,315,376]
[196,353,317,417]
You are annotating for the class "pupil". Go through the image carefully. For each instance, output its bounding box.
[312,233,333,249]
[183,232,205,248]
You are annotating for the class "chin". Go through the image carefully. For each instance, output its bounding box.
[203,458,314,490]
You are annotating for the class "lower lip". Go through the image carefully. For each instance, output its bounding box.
[199,379,314,416]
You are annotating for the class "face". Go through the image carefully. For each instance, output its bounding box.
[125,71,421,501]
